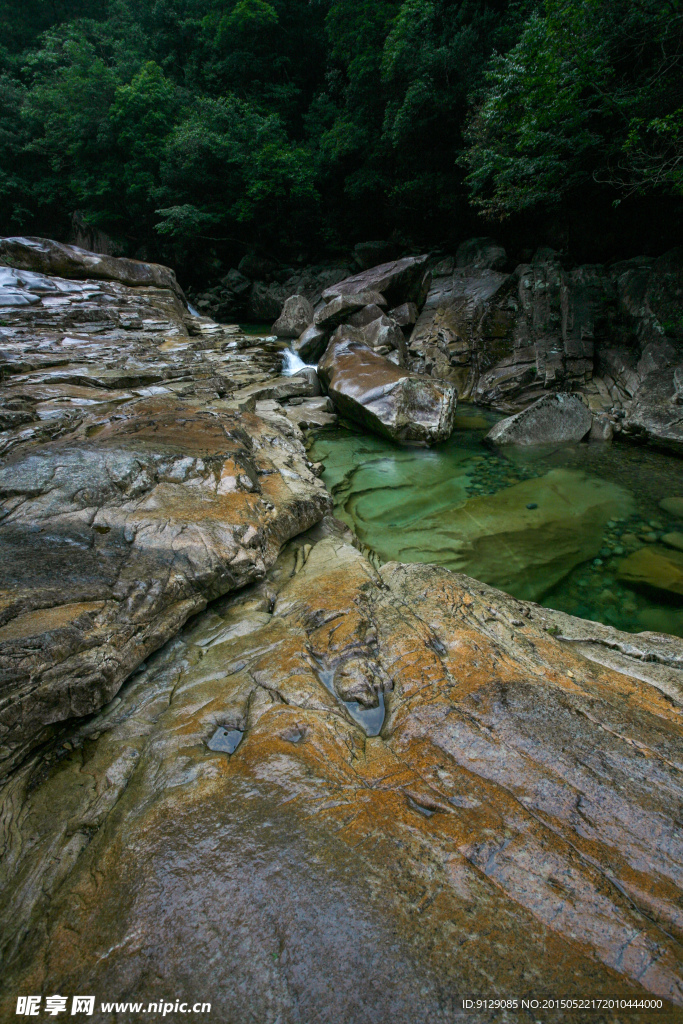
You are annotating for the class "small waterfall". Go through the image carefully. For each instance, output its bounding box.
[282,348,316,376]
[187,303,201,317]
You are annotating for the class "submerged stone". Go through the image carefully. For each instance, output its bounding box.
[618,545,683,598]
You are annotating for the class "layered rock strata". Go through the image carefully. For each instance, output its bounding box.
[0,238,331,774]
[1,238,683,1020]
[0,521,681,1020]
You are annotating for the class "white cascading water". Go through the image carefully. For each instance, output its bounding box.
[282,348,316,376]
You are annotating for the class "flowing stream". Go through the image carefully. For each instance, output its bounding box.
[308,405,683,638]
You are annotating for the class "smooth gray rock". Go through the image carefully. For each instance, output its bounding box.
[294,324,329,363]
[487,393,593,446]
[321,255,431,308]
[273,294,314,338]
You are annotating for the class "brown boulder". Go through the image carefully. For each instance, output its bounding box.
[322,254,431,308]
[318,328,455,445]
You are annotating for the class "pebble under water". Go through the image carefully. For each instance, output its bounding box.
[308,405,683,639]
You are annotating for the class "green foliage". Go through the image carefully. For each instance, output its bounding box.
[463,0,683,217]
[0,0,679,275]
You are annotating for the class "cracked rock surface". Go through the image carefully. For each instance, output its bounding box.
[1,238,683,1022]
[0,239,330,774]
[0,519,681,1021]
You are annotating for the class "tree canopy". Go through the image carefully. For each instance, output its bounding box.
[0,0,680,278]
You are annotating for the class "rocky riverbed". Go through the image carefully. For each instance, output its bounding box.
[1,238,682,1021]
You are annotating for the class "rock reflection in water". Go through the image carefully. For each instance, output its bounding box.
[317,665,386,736]
[309,408,683,638]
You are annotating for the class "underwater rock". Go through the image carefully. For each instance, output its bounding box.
[618,545,683,598]
[487,392,593,446]
[1,522,681,1019]
[660,496,683,516]
[318,328,456,445]
[371,468,633,601]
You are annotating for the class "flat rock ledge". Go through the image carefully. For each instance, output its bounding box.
[0,519,681,1020]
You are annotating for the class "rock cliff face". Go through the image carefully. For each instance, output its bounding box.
[0,238,330,774]
[408,246,683,451]
[1,238,682,1019]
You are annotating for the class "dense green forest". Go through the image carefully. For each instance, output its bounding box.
[1,0,681,280]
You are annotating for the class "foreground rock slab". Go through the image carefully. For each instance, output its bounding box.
[487,392,593,445]
[0,521,681,1021]
[318,330,456,445]
[0,396,330,774]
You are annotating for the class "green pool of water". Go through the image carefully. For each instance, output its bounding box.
[308,405,683,638]
[238,322,274,337]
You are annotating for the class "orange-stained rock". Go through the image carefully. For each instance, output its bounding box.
[0,397,330,775]
[1,520,681,1021]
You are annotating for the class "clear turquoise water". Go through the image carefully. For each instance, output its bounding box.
[308,405,683,638]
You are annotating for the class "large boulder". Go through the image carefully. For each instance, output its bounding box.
[272,294,314,338]
[318,328,456,445]
[0,236,186,303]
[321,255,431,308]
[315,293,372,330]
[487,392,592,445]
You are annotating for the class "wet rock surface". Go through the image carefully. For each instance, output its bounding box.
[0,241,331,774]
[0,521,681,1021]
[407,245,683,453]
[2,238,683,1022]
[318,329,456,445]
[487,392,593,446]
